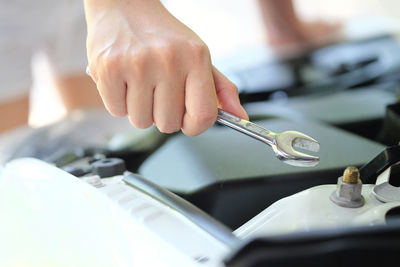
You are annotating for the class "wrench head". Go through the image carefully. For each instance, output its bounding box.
[273,131,320,167]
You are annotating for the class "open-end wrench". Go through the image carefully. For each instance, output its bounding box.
[217,109,320,167]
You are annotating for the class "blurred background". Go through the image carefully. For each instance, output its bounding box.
[30,0,400,127]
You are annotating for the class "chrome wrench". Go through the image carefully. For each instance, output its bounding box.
[217,109,320,167]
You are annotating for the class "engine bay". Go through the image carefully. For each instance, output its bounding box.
[3,34,400,266]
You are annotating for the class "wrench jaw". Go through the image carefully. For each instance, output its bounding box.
[273,131,320,167]
[273,147,320,167]
[277,152,320,167]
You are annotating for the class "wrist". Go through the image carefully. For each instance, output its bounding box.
[84,0,163,20]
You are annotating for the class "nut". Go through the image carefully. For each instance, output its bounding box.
[330,167,364,208]
[337,177,362,202]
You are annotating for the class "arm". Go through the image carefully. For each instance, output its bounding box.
[258,0,340,52]
[84,0,247,136]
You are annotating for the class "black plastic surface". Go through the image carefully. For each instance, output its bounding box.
[225,224,400,267]
[359,145,400,184]
[92,158,126,178]
[139,119,384,193]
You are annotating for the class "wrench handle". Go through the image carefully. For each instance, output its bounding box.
[216,109,275,146]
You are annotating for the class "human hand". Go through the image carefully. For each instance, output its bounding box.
[84,0,247,136]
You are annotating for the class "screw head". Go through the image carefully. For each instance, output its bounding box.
[343,166,360,184]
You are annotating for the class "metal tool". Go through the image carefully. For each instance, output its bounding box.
[216,109,320,167]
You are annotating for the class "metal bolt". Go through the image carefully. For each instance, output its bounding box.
[330,166,364,208]
[343,166,360,184]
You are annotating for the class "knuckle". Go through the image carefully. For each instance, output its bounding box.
[99,54,122,79]
[157,45,175,69]
[103,53,122,70]
[229,82,239,93]
[157,43,174,58]
[128,53,147,75]
[187,42,209,62]
[127,48,153,77]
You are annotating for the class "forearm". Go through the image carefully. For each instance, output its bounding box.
[258,0,303,41]
[84,0,167,26]
[258,0,299,26]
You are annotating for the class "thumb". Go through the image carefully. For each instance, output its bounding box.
[213,66,248,120]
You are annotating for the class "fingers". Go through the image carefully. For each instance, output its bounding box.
[125,78,154,129]
[95,67,128,117]
[182,64,218,136]
[213,67,248,120]
[94,62,245,136]
[153,79,185,133]
[92,59,245,136]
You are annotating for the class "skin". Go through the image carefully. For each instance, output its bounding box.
[259,0,340,54]
[0,94,30,133]
[55,75,103,111]
[0,74,103,134]
[84,0,248,136]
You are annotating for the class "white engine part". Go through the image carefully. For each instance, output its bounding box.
[0,158,227,267]
[235,168,400,239]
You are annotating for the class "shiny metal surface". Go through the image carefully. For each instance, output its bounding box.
[330,176,364,208]
[216,109,320,167]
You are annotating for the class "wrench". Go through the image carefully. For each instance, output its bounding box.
[217,109,320,167]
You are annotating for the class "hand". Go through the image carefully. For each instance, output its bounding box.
[84,0,247,136]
